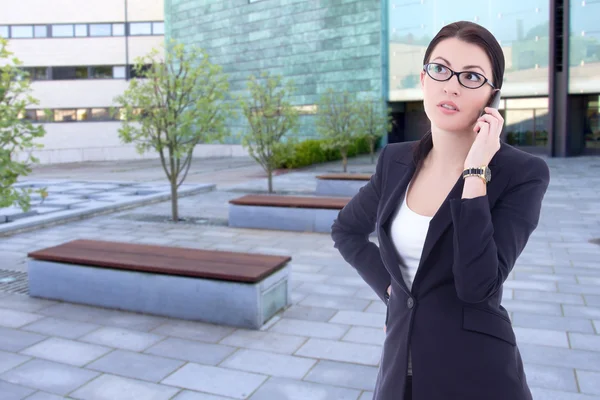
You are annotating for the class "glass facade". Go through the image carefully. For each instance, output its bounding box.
[584,95,600,150]
[569,1,600,94]
[388,0,550,102]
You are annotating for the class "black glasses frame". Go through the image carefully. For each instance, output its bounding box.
[423,62,495,89]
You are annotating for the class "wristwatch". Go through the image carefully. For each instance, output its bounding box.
[462,165,491,184]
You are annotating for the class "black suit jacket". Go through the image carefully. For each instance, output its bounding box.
[331,141,550,400]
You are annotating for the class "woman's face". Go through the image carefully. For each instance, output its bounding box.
[420,37,496,134]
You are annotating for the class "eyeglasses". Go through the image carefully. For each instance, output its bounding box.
[423,62,495,89]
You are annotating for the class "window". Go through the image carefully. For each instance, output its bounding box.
[11,26,34,38]
[0,26,8,38]
[52,24,74,37]
[90,24,111,37]
[52,67,89,80]
[75,24,87,37]
[113,66,126,79]
[91,66,113,79]
[34,25,48,38]
[112,23,125,36]
[23,67,49,80]
[152,22,165,35]
[90,108,110,121]
[54,109,77,122]
[35,109,51,122]
[129,22,152,35]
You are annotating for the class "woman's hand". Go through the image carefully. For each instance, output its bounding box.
[465,107,504,168]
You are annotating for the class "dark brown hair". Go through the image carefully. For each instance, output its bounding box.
[412,21,505,171]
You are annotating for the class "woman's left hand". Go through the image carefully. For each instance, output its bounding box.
[464,107,504,168]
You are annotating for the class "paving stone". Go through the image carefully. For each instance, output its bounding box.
[523,364,578,392]
[0,359,99,396]
[21,317,101,339]
[20,337,112,367]
[298,295,371,312]
[268,318,349,339]
[145,337,236,366]
[353,288,379,301]
[576,370,600,396]
[501,299,563,316]
[303,360,378,391]
[514,327,569,348]
[172,392,233,400]
[22,392,66,400]
[584,295,600,307]
[0,380,36,399]
[0,308,45,329]
[514,290,585,305]
[281,305,338,322]
[221,349,316,379]
[294,283,358,297]
[568,333,600,352]
[511,313,596,334]
[161,363,268,400]
[248,376,361,400]
[594,320,600,334]
[0,350,30,374]
[342,327,386,346]
[503,280,558,291]
[364,301,386,314]
[559,283,600,296]
[79,326,165,352]
[86,349,184,383]
[530,387,600,400]
[329,311,384,328]
[295,338,382,366]
[520,343,600,372]
[359,392,374,400]
[150,320,235,343]
[0,327,47,352]
[70,373,180,400]
[218,330,307,354]
[563,305,600,319]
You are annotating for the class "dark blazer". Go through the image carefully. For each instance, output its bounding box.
[331,141,550,400]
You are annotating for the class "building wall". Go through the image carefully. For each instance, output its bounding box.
[166,0,385,144]
[2,0,170,164]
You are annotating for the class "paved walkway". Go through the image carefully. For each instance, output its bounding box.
[0,153,599,399]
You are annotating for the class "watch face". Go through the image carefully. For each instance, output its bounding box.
[485,168,491,182]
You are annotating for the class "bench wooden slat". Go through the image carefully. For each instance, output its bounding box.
[27,240,290,283]
[229,194,350,210]
[316,173,372,181]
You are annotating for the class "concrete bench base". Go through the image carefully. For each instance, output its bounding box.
[229,204,340,233]
[315,179,368,197]
[28,259,291,329]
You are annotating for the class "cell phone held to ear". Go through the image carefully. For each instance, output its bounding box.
[479,90,501,118]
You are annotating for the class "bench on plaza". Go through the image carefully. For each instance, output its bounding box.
[315,173,372,197]
[27,239,291,329]
[228,194,350,233]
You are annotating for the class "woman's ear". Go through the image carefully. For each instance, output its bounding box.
[420,70,425,88]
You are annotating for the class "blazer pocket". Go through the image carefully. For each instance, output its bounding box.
[462,306,516,346]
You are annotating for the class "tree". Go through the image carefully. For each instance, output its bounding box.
[237,72,300,193]
[0,38,47,210]
[355,96,392,164]
[315,89,360,173]
[113,40,234,222]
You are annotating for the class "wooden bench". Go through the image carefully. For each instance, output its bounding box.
[27,239,291,329]
[229,194,350,233]
[315,173,372,197]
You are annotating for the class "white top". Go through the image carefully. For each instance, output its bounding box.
[389,182,432,376]
[390,182,432,290]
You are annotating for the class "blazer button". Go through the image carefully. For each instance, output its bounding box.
[407,298,414,309]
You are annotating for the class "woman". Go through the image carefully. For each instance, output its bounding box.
[331,21,549,400]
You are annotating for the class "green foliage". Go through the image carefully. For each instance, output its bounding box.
[315,89,362,172]
[354,96,392,163]
[0,38,47,210]
[276,135,375,169]
[113,39,234,221]
[236,71,300,192]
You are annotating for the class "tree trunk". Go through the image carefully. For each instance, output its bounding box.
[342,151,348,172]
[170,176,179,222]
[370,139,375,164]
[267,168,273,193]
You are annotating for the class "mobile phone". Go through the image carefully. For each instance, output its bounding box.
[479,90,501,118]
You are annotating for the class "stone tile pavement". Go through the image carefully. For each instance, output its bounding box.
[0,153,599,399]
